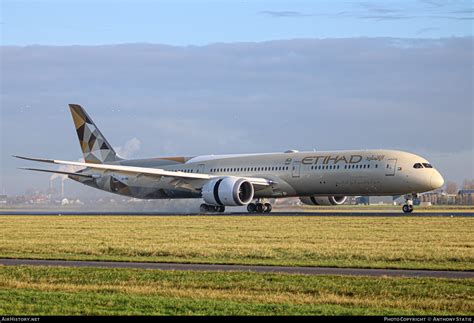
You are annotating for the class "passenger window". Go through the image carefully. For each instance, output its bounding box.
[413,163,423,169]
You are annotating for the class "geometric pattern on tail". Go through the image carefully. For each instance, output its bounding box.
[69,104,120,164]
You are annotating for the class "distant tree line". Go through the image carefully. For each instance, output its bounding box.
[444,179,474,194]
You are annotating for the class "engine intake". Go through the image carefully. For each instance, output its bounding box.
[202,177,254,206]
[300,196,347,206]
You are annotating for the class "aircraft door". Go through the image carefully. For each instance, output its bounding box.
[385,159,397,176]
[197,164,205,173]
[292,161,301,178]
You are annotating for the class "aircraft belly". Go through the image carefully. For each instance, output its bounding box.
[74,172,200,199]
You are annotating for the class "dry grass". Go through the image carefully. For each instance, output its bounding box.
[0,265,472,315]
[0,216,472,270]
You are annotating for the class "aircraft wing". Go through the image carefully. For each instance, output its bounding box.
[14,155,271,187]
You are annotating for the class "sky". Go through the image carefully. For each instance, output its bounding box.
[1,0,473,45]
[0,1,473,196]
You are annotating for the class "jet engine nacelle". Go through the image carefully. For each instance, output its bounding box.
[300,196,347,206]
[202,177,254,206]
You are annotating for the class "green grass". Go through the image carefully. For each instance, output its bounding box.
[0,216,473,270]
[0,265,472,315]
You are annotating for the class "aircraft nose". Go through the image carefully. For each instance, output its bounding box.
[430,170,444,190]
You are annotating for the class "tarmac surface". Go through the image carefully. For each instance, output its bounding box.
[0,211,473,216]
[1,258,472,279]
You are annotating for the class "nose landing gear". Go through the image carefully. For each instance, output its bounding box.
[402,194,418,213]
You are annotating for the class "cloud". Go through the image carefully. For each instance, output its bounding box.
[50,158,83,182]
[114,138,141,159]
[2,37,473,193]
[259,3,474,22]
[450,9,474,15]
[416,27,441,35]
[356,14,414,20]
[259,10,313,18]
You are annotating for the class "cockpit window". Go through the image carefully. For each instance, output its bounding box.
[413,163,423,169]
[422,163,433,168]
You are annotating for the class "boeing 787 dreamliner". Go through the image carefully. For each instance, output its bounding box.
[15,104,444,213]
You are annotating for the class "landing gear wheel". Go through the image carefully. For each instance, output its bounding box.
[263,203,272,213]
[247,203,257,213]
[256,203,265,214]
[200,204,209,213]
[402,204,414,213]
[200,204,224,213]
[402,193,416,214]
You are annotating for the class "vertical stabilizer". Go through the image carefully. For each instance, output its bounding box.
[68,104,122,164]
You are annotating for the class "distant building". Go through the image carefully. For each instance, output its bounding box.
[457,189,474,205]
[368,196,394,205]
[356,196,396,205]
[419,192,442,205]
[0,195,7,204]
[424,192,457,205]
[420,191,472,205]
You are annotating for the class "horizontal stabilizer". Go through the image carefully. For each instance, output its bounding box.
[18,167,94,178]
[13,155,55,164]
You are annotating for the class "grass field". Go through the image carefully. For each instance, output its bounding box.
[0,216,472,270]
[0,265,472,315]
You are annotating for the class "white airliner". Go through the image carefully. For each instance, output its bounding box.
[15,104,444,214]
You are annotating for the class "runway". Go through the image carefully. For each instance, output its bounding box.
[1,258,472,279]
[0,211,473,216]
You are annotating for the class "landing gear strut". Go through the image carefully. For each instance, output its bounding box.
[247,200,272,214]
[200,204,225,213]
[402,194,418,213]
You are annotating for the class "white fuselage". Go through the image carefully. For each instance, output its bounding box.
[78,149,444,200]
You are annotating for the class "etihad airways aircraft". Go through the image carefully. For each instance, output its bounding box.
[15,104,444,214]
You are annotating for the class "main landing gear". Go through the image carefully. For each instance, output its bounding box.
[247,200,272,214]
[200,204,225,213]
[402,194,418,213]
[199,200,273,214]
